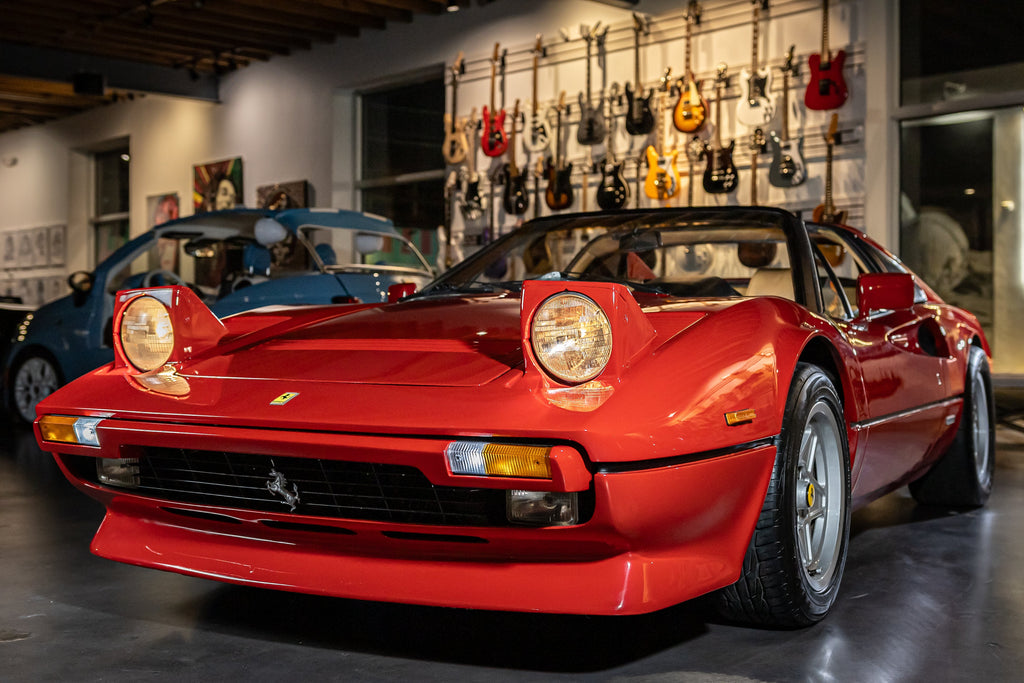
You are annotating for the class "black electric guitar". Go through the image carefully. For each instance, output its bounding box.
[624,12,654,136]
[597,84,629,210]
[701,64,738,194]
[442,51,469,165]
[459,108,485,221]
[813,113,847,223]
[545,92,574,210]
[523,35,551,155]
[502,100,529,215]
[736,0,774,128]
[577,22,608,146]
[769,46,807,188]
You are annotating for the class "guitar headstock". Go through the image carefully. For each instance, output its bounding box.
[825,113,839,146]
[451,51,464,80]
[752,0,770,9]
[749,127,766,152]
[660,67,673,92]
[715,63,729,85]
[557,91,567,111]
[533,34,544,57]
[464,106,479,132]
[491,42,500,64]
[686,1,702,26]
[632,12,650,36]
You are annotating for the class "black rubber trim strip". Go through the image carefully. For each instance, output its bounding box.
[593,436,779,474]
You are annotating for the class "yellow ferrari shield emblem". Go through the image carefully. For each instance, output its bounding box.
[270,392,299,406]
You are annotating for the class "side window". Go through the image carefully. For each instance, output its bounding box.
[813,247,854,320]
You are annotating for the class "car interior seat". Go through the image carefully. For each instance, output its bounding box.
[746,267,794,300]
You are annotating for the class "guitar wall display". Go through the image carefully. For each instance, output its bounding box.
[769,46,807,188]
[442,52,468,165]
[673,1,707,134]
[736,0,773,127]
[701,64,738,195]
[806,0,849,110]
[481,43,508,157]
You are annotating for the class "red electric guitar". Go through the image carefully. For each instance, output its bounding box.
[805,0,849,110]
[481,43,509,157]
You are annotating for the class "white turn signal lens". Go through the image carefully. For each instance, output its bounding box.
[531,293,612,384]
[120,296,174,371]
[38,415,103,447]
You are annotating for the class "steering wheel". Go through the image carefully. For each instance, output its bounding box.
[143,269,186,287]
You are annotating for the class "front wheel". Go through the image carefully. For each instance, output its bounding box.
[10,354,62,424]
[717,363,851,627]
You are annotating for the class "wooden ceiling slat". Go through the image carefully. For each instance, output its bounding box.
[229,0,385,31]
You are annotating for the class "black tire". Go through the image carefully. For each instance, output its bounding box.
[909,346,994,507]
[8,352,63,425]
[717,363,851,627]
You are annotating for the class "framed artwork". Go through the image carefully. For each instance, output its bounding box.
[47,225,66,267]
[30,226,48,267]
[193,157,243,213]
[256,180,310,210]
[2,232,15,268]
[147,193,181,272]
[16,230,32,268]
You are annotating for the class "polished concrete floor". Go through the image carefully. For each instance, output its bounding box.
[2,422,1022,682]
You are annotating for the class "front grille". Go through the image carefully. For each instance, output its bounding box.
[125,447,507,526]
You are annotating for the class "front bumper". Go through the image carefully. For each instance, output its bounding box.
[41,418,776,615]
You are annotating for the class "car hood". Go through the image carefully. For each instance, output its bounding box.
[195,294,528,387]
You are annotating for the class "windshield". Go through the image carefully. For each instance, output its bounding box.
[422,211,794,299]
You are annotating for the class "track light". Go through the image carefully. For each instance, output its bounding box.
[446,0,459,12]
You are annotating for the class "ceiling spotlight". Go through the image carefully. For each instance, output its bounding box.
[446,0,459,12]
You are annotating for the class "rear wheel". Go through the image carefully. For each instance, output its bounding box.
[717,363,851,627]
[10,354,62,424]
[909,345,994,507]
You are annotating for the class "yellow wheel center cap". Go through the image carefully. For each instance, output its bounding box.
[806,483,816,508]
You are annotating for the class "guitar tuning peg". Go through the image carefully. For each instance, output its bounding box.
[559,27,571,42]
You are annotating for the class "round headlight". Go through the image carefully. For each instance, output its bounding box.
[531,292,612,384]
[120,296,174,372]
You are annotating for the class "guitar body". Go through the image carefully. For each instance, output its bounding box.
[736,67,775,127]
[523,110,551,154]
[805,50,849,110]
[481,105,509,157]
[643,145,680,201]
[768,133,807,187]
[502,170,529,216]
[624,83,655,136]
[577,94,607,145]
[545,161,574,211]
[460,175,485,221]
[596,160,629,210]
[442,113,468,165]
[813,204,848,224]
[701,140,738,194]
[673,80,707,133]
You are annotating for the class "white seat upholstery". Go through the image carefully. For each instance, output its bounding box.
[746,267,794,300]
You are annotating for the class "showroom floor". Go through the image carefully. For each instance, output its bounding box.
[2,422,1022,682]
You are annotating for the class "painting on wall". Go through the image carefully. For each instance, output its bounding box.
[147,193,180,271]
[256,180,310,210]
[193,157,243,213]
[47,225,65,267]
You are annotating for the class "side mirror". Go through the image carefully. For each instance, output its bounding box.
[387,283,416,303]
[857,272,915,315]
[67,270,95,307]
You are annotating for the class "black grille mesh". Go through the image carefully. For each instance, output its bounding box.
[129,447,506,526]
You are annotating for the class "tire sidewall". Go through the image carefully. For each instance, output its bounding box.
[965,346,995,500]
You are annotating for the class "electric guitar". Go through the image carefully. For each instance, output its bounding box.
[685,136,703,207]
[813,114,847,223]
[644,69,680,201]
[460,108,485,221]
[533,158,544,219]
[736,0,774,127]
[442,170,458,268]
[577,22,608,146]
[768,46,807,188]
[624,12,655,136]
[597,84,629,210]
[481,43,509,157]
[442,51,469,165]
[673,1,707,134]
[701,64,738,194]
[523,35,551,155]
[749,128,766,206]
[545,92,574,210]
[805,0,849,110]
[502,100,529,215]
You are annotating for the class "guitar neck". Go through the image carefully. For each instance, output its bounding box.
[634,31,641,86]
[824,143,834,215]
[781,73,790,141]
[821,0,830,61]
[714,83,723,147]
[585,39,593,102]
[532,54,539,115]
[751,6,760,71]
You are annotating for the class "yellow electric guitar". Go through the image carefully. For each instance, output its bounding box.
[644,69,680,201]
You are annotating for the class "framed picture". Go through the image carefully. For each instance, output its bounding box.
[16,230,33,268]
[193,157,243,213]
[47,225,66,267]
[2,232,15,268]
[147,193,181,271]
[256,180,310,210]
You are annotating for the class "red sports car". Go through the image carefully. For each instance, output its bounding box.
[34,207,993,627]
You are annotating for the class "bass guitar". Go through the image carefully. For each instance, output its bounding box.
[673,1,707,134]
[502,100,529,215]
[624,12,654,136]
[768,46,807,188]
[545,92,574,210]
[442,51,469,165]
[481,43,508,157]
[813,114,847,223]
[644,69,680,201]
[701,64,738,194]
[805,0,849,110]
[459,108,485,221]
[577,22,608,146]
[597,84,629,210]
[523,35,551,155]
[736,0,774,127]
[749,128,766,205]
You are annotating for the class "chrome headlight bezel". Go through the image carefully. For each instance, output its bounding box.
[530,292,612,384]
[119,295,175,372]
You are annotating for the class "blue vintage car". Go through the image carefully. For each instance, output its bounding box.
[4,208,433,423]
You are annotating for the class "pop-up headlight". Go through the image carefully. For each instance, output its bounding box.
[120,295,174,372]
[531,292,612,384]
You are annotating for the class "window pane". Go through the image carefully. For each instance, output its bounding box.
[361,78,444,179]
[95,148,129,216]
[94,218,129,265]
[361,179,442,267]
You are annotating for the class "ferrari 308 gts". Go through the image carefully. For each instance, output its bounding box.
[34,207,993,627]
